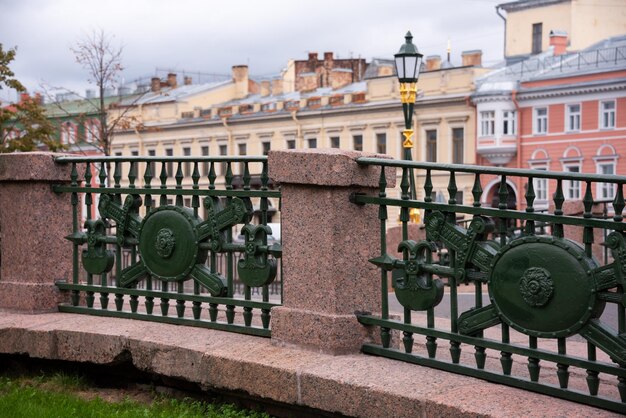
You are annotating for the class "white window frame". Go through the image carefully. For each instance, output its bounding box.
[534,107,548,134]
[597,161,617,200]
[600,100,616,129]
[479,111,495,137]
[566,103,581,132]
[563,164,581,200]
[502,110,516,136]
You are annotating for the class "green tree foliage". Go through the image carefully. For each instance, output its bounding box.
[0,44,63,153]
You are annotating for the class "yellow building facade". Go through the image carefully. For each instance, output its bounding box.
[498,0,626,59]
[110,55,489,223]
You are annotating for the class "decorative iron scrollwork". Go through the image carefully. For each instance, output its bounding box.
[97,195,255,296]
[371,210,626,366]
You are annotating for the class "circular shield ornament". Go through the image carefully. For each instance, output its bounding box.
[488,235,603,338]
[138,206,206,281]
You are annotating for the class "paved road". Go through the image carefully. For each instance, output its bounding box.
[387,289,620,334]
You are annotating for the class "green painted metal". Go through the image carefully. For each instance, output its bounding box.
[55,155,281,338]
[355,157,626,413]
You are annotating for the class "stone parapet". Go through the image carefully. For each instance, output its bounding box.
[0,152,73,311]
[268,149,395,354]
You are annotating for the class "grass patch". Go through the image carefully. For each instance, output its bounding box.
[0,372,271,418]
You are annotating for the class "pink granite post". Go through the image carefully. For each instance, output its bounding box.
[268,149,396,354]
[0,152,74,312]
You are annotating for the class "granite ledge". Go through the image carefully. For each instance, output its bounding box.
[0,311,618,418]
[0,152,75,182]
[268,149,396,188]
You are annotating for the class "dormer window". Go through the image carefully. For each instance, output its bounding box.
[239,104,253,114]
[218,107,232,117]
[284,100,299,111]
[352,93,366,103]
[307,98,321,108]
[329,95,344,106]
[261,102,276,112]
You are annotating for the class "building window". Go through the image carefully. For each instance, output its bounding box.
[566,104,581,132]
[330,136,340,148]
[426,129,437,162]
[564,165,581,200]
[148,149,156,176]
[131,150,139,156]
[533,171,548,206]
[600,100,616,129]
[262,141,271,155]
[534,107,548,134]
[286,139,295,149]
[353,134,363,151]
[219,144,228,175]
[183,147,191,177]
[532,23,542,55]
[307,138,317,149]
[165,148,173,178]
[376,133,386,154]
[201,146,209,176]
[480,111,494,136]
[598,162,616,200]
[502,111,516,135]
[238,143,247,174]
[452,127,464,164]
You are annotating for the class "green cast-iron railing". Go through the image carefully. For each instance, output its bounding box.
[352,157,626,414]
[54,156,282,337]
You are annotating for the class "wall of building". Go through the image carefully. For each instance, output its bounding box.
[505,2,572,57]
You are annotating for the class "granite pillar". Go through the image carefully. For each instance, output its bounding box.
[268,149,395,354]
[0,152,73,311]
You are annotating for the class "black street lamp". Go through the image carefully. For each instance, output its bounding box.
[395,31,423,221]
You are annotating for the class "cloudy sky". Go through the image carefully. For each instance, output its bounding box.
[0,0,505,102]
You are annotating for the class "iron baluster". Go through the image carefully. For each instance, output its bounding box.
[471,173,486,368]
[528,336,540,382]
[525,177,536,235]
[424,169,437,357]
[447,171,461,364]
[70,163,80,306]
[175,162,183,207]
[225,162,235,324]
[191,162,201,320]
[378,168,391,348]
[553,179,564,238]
[159,161,168,206]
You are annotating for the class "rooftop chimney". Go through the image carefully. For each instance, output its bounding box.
[461,50,483,67]
[167,73,177,88]
[271,78,283,96]
[308,52,318,62]
[260,80,271,97]
[550,30,568,56]
[231,65,249,99]
[425,55,441,71]
[151,77,161,93]
[323,52,333,62]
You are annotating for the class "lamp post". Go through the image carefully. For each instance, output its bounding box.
[395,31,423,221]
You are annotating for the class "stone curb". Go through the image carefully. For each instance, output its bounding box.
[0,312,618,417]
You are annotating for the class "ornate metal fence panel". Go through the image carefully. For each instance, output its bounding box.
[352,157,626,413]
[54,156,281,337]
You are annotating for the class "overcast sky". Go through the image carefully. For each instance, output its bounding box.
[0,0,505,102]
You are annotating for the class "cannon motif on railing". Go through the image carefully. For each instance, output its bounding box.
[371,210,626,366]
[78,194,279,296]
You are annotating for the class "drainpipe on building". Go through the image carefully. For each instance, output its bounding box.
[512,89,523,210]
[291,111,302,148]
[221,116,233,153]
[496,5,507,59]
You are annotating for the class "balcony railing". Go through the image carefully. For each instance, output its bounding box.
[352,157,626,413]
[53,156,281,337]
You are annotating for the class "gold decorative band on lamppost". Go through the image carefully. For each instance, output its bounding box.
[399,82,417,104]
[402,129,414,148]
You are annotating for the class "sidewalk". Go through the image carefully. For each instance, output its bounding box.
[0,310,619,417]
